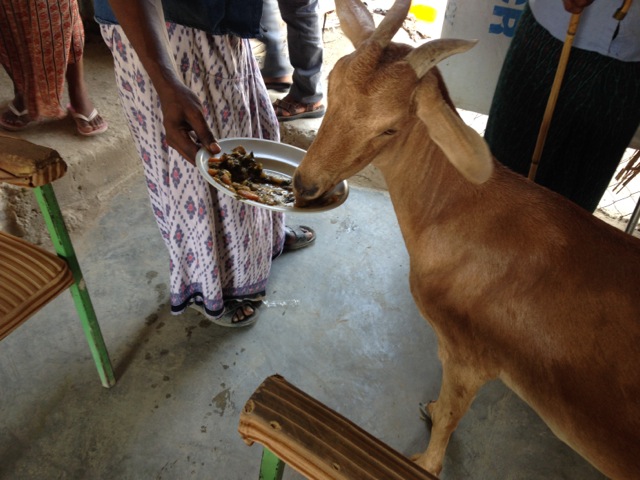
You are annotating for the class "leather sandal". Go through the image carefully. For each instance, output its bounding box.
[213,299,262,327]
[190,299,262,328]
[273,97,325,122]
[283,225,316,252]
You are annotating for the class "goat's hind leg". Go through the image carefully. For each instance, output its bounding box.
[413,360,488,476]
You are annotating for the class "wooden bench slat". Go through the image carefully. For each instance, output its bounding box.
[239,374,437,480]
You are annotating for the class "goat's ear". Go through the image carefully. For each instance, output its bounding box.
[335,0,376,47]
[414,75,493,184]
[406,39,478,78]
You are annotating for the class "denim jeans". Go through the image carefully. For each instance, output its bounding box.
[260,0,324,104]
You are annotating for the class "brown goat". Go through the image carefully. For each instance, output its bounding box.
[293,0,640,478]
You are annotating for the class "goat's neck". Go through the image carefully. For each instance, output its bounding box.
[373,125,475,252]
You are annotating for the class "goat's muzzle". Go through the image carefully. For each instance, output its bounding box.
[293,170,322,207]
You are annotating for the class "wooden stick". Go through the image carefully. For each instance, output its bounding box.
[614,0,633,20]
[528,13,581,181]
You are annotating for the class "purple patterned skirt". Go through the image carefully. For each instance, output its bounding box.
[100,23,285,318]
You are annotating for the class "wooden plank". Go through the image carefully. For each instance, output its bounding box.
[239,375,437,480]
[0,134,66,186]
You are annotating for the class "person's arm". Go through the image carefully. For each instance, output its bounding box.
[562,0,595,13]
[107,0,220,163]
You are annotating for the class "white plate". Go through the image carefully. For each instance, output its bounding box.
[196,138,349,213]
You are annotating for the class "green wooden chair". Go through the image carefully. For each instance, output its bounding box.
[239,375,438,480]
[0,134,115,388]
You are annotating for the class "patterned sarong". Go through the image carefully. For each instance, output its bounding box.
[100,23,286,318]
[0,0,84,119]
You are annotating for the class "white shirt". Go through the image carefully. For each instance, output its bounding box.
[529,0,640,61]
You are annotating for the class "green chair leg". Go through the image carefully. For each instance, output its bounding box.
[259,448,285,480]
[34,184,116,388]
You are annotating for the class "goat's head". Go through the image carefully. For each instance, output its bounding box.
[294,0,493,205]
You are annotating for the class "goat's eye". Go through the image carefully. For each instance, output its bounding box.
[382,129,397,136]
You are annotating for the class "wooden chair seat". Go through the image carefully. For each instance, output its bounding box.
[0,231,74,339]
[0,135,67,187]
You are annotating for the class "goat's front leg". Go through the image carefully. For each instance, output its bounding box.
[413,360,488,476]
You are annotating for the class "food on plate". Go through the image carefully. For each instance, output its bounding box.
[207,145,294,206]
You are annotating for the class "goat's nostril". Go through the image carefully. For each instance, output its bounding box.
[293,171,319,198]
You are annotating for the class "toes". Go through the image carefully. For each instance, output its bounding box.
[90,114,106,129]
[232,304,254,323]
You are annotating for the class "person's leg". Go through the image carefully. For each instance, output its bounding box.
[66,61,108,135]
[538,52,640,212]
[485,6,544,177]
[31,0,76,119]
[0,2,33,128]
[66,58,107,134]
[277,0,323,104]
[260,0,292,85]
[65,0,107,135]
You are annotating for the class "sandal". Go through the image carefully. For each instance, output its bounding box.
[67,104,108,136]
[273,97,325,122]
[283,225,316,252]
[0,102,34,131]
[210,299,262,328]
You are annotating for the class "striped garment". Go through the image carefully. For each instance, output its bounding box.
[0,0,84,119]
[485,5,640,213]
[100,23,286,319]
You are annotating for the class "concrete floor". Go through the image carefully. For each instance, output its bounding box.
[0,13,611,480]
[0,171,607,480]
